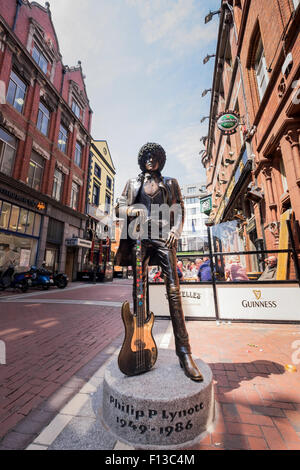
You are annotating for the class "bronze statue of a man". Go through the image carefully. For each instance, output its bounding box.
[115,142,203,382]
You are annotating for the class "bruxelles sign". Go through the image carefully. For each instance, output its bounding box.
[216,110,240,135]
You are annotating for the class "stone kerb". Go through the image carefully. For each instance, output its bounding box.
[101,349,215,449]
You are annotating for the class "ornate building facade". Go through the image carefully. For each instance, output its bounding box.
[0,1,93,280]
[202,0,300,273]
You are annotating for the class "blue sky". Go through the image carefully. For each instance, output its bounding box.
[48,0,221,197]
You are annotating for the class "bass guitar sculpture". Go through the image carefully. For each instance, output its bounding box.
[118,237,158,376]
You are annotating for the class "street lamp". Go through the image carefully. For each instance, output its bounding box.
[204,9,221,24]
[201,88,212,97]
[203,54,216,65]
[200,116,210,123]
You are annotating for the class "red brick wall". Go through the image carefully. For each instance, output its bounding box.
[0,0,93,216]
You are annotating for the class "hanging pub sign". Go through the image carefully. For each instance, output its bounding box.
[216,110,240,135]
[200,195,212,215]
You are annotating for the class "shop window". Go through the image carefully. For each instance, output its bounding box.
[17,208,28,233]
[52,169,64,202]
[26,211,35,235]
[0,127,17,176]
[254,39,269,102]
[0,201,11,229]
[37,101,50,136]
[6,71,27,113]
[32,44,48,74]
[71,181,79,210]
[33,213,41,237]
[9,205,19,231]
[27,151,44,191]
[92,183,100,205]
[58,124,68,153]
[75,142,82,167]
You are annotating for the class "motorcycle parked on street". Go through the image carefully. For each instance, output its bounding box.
[26,265,53,290]
[51,272,68,289]
[0,265,30,292]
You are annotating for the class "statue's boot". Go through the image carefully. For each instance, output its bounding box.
[177,352,203,382]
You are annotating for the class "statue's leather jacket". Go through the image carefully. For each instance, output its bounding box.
[115,174,185,267]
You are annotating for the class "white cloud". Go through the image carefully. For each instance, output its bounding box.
[126,0,218,56]
[164,122,207,183]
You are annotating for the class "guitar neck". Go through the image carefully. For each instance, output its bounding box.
[136,239,146,326]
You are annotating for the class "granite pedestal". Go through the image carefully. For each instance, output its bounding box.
[101,349,215,449]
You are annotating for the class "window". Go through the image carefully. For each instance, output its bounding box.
[188,208,197,215]
[94,163,101,179]
[6,71,27,113]
[32,44,48,74]
[52,169,64,202]
[92,183,100,205]
[105,193,111,213]
[71,182,79,210]
[37,101,50,136]
[72,100,81,119]
[58,124,68,153]
[106,175,112,190]
[186,197,198,204]
[255,39,269,101]
[280,159,288,193]
[187,186,196,194]
[75,142,82,167]
[27,151,44,191]
[0,127,17,176]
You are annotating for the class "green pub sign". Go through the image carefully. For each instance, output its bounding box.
[200,196,212,215]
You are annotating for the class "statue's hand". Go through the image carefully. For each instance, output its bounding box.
[127,207,147,225]
[165,231,178,249]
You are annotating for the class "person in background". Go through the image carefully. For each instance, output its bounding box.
[177,260,184,280]
[197,256,212,281]
[259,256,277,280]
[225,255,249,281]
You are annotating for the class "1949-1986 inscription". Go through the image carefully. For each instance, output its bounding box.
[109,394,204,437]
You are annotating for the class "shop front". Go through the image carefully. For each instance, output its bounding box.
[0,189,45,273]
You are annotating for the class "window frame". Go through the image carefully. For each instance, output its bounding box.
[74,141,82,167]
[37,101,50,136]
[32,44,49,74]
[6,70,27,114]
[58,123,68,153]
[0,127,17,176]
[52,168,64,202]
[72,99,81,119]
[254,39,269,102]
[105,193,111,213]
[94,163,101,179]
[70,181,80,210]
[106,175,112,190]
[27,151,45,191]
[92,182,100,206]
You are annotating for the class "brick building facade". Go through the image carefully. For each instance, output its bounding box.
[202,0,300,277]
[0,1,93,280]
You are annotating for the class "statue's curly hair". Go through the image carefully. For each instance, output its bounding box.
[138,142,166,172]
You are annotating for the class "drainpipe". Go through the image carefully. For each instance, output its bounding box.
[12,0,22,32]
